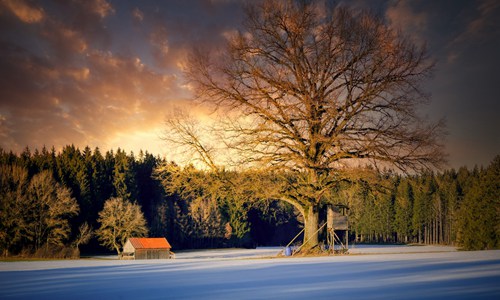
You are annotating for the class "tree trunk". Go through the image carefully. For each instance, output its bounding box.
[114,242,122,258]
[303,205,319,249]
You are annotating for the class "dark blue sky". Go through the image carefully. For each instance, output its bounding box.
[0,0,498,169]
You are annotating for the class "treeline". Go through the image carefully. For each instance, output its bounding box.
[1,146,498,257]
[0,146,164,256]
[0,146,297,257]
[344,157,499,250]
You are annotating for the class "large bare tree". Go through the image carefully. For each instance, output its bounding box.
[181,0,445,248]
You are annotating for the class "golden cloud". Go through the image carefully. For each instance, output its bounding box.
[2,0,44,23]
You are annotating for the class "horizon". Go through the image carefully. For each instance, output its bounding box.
[2,143,498,172]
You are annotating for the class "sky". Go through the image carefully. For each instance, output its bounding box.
[0,0,499,169]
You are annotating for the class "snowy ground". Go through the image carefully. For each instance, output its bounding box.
[1,245,499,299]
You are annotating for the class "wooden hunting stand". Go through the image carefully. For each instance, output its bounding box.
[326,204,349,254]
[281,204,349,256]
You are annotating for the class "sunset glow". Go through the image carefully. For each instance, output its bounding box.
[0,0,499,168]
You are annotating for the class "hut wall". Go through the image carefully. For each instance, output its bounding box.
[135,249,170,259]
[333,211,348,230]
[122,241,135,254]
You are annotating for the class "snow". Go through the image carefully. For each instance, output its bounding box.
[347,244,458,254]
[1,246,499,299]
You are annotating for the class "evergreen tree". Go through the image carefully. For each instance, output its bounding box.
[76,146,92,222]
[135,152,167,237]
[395,178,414,243]
[113,149,137,201]
[89,147,110,224]
[456,156,500,250]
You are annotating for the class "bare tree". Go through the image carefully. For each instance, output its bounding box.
[25,171,79,250]
[0,164,29,256]
[96,197,148,256]
[73,222,93,250]
[1,166,79,255]
[182,0,446,248]
[163,107,218,170]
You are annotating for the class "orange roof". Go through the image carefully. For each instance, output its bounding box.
[128,238,172,249]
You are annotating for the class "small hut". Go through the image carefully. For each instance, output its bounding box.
[122,237,172,259]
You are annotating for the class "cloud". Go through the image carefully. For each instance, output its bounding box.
[385,1,428,44]
[149,25,170,68]
[0,0,497,169]
[84,0,114,18]
[42,22,89,60]
[421,0,500,168]
[0,0,185,154]
[0,46,182,153]
[456,0,500,43]
[132,7,144,23]
[1,0,45,23]
[0,0,244,155]
[47,0,113,50]
[58,50,182,148]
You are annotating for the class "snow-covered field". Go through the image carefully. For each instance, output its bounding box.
[1,245,499,299]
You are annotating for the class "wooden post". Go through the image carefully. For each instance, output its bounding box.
[327,205,334,254]
[327,205,334,230]
[346,219,349,251]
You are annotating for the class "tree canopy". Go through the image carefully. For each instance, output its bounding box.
[181,0,446,248]
[186,0,445,172]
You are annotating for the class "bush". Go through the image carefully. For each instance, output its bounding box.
[32,246,80,259]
